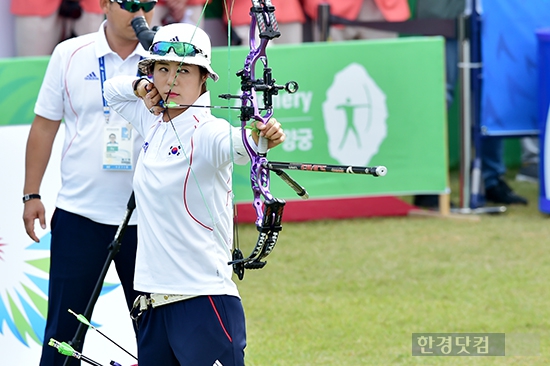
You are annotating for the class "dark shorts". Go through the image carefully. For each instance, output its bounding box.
[136,295,246,366]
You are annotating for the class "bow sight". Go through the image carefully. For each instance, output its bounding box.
[219,67,299,121]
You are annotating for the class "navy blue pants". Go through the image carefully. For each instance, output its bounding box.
[40,208,141,366]
[137,295,246,366]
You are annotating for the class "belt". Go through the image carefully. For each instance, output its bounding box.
[131,293,197,323]
[138,293,197,310]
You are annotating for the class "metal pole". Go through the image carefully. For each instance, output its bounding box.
[453,0,506,215]
[458,13,472,210]
[317,3,330,42]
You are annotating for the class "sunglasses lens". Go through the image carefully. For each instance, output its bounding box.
[179,44,196,56]
[120,1,156,13]
[150,42,197,57]
[150,43,168,55]
[141,2,156,12]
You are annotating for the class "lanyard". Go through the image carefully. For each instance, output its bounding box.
[99,56,110,124]
[99,55,144,124]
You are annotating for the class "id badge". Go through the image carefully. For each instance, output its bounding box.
[102,125,134,170]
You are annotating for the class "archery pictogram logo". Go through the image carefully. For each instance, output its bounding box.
[322,63,388,166]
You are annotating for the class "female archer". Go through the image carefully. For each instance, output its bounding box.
[104,23,285,366]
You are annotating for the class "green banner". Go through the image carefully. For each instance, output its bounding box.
[0,57,48,126]
[0,37,447,201]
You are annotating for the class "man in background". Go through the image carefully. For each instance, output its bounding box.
[22,1,154,364]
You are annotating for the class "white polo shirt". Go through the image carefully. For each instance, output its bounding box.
[104,76,253,296]
[34,21,148,225]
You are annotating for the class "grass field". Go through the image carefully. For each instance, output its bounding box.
[235,170,550,365]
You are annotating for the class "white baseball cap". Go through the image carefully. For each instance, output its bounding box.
[138,23,219,81]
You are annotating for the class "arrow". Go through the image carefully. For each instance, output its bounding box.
[68,309,138,360]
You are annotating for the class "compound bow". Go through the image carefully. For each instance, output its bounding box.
[219,1,387,280]
[218,0,303,280]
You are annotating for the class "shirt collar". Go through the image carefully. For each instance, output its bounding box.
[194,91,212,110]
[95,20,149,59]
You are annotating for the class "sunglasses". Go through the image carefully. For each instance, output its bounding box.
[150,41,203,57]
[111,0,157,13]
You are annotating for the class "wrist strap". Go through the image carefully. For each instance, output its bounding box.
[23,193,41,203]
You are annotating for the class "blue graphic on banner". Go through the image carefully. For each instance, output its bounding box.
[481,0,550,135]
[0,232,121,347]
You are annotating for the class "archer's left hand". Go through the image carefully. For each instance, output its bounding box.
[252,118,285,149]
